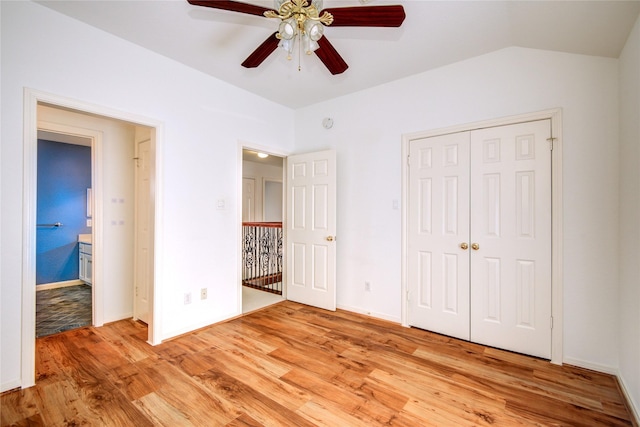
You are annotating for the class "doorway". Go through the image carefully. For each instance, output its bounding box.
[35,132,93,337]
[238,146,339,314]
[21,89,163,388]
[241,148,285,313]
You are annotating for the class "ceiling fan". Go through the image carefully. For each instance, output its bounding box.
[187,0,406,74]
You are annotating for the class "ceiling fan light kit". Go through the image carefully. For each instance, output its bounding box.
[266,0,331,61]
[187,0,405,74]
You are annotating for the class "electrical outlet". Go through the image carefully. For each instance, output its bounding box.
[365,281,371,292]
[184,292,191,305]
[200,288,207,300]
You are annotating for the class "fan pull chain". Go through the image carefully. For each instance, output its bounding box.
[298,34,302,71]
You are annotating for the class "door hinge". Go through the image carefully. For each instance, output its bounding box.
[550,316,553,329]
[547,137,557,151]
[407,155,410,166]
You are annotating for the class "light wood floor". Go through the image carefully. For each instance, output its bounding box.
[2,301,635,426]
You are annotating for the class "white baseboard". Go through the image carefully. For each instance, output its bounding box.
[563,357,618,375]
[36,279,84,291]
[336,304,401,324]
[162,312,239,342]
[617,371,640,426]
[103,312,133,325]
[1,379,22,394]
[564,357,639,425]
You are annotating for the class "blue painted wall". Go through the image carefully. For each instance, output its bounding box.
[36,140,91,285]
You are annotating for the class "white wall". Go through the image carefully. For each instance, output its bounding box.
[242,160,284,222]
[618,15,640,418]
[38,105,137,322]
[1,1,294,391]
[294,47,622,371]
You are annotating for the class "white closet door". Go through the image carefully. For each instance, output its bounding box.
[469,120,552,359]
[408,131,471,340]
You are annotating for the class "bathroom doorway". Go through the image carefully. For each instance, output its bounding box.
[35,133,93,337]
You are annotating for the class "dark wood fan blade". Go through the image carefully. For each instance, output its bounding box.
[315,37,348,75]
[323,5,406,27]
[187,0,272,17]
[241,32,280,68]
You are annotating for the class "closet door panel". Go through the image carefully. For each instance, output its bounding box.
[408,132,470,340]
[469,120,552,359]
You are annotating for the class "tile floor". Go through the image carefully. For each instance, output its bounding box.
[36,284,92,338]
[242,285,284,314]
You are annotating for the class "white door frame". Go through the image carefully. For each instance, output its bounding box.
[22,88,165,388]
[36,121,102,326]
[401,108,564,365]
[237,141,290,313]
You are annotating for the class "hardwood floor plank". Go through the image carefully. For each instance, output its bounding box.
[371,369,532,426]
[195,365,316,427]
[32,380,94,426]
[505,393,633,426]
[200,328,290,377]
[145,359,239,425]
[203,348,310,411]
[103,357,167,401]
[295,399,375,427]
[412,346,607,411]
[0,389,41,426]
[133,392,199,426]
[224,412,264,427]
[281,368,401,425]
[38,332,155,426]
[2,301,634,426]
[97,320,157,363]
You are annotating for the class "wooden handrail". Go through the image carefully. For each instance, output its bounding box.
[242,222,282,228]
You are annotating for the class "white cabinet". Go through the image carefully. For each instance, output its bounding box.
[79,242,92,285]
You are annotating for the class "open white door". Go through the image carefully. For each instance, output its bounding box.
[286,150,337,311]
[134,129,153,323]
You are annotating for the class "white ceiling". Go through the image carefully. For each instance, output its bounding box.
[37,0,640,109]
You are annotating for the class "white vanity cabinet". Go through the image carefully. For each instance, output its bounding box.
[79,242,92,285]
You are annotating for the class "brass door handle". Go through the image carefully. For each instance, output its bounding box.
[326,236,335,242]
[460,242,468,250]
[471,243,480,250]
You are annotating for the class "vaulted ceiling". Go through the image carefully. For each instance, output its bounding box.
[38,0,640,108]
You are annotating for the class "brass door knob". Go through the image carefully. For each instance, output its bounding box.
[460,242,469,250]
[326,236,334,242]
[471,243,480,250]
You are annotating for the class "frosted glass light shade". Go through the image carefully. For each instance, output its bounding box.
[305,20,324,41]
[278,19,296,40]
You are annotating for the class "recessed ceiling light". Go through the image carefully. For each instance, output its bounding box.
[257,152,269,158]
